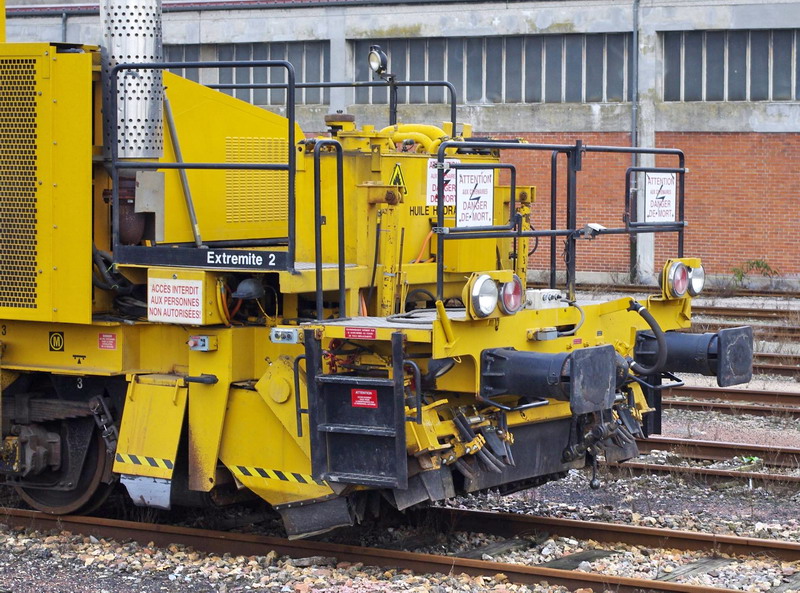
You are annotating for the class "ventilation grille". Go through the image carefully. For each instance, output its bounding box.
[225,137,288,224]
[0,58,38,309]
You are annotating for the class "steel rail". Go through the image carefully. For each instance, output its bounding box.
[693,306,798,321]
[0,508,782,593]
[669,386,800,406]
[431,508,800,561]
[637,437,800,468]
[608,460,800,484]
[664,399,800,418]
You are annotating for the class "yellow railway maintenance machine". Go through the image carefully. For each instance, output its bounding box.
[0,2,752,536]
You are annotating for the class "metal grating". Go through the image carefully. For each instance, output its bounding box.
[225,137,288,224]
[0,58,38,309]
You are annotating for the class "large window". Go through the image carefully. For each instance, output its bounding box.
[165,42,330,105]
[663,29,799,101]
[353,34,633,105]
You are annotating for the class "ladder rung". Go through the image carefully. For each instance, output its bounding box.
[318,423,396,437]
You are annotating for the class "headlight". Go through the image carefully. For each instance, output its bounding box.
[499,275,523,314]
[368,45,388,75]
[471,274,498,317]
[667,261,689,297]
[688,265,705,296]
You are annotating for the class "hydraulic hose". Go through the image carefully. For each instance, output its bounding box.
[628,299,667,375]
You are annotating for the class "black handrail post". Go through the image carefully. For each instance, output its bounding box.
[389,75,398,126]
[565,141,582,300]
[285,62,297,274]
[313,140,347,320]
[549,150,559,289]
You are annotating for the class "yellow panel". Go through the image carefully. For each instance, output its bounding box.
[0,43,93,324]
[114,375,187,479]
[160,73,304,244]
[186,327,257,490]
[219,388,332,506]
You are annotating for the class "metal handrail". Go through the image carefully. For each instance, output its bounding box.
[108,60,298,271]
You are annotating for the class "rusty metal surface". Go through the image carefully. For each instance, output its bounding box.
[663,399,800,419]
[637,436,800,468]
[669,386,800,407]
[608,460,800,484]
[432,508,800,562]
[0,508,754,593]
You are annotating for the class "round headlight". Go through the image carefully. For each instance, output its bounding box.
[499,275,523,314]
[667,262,689,297]
[688,265,705,296]
[368,45,387,75]
[471,274,498,318]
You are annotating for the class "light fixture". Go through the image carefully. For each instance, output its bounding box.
[666,261,689,298]
[471,274,498,318]
[688,265,705,296]
[368,45,388,76]
[499,275,523,314]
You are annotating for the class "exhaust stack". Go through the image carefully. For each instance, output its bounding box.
[101,0,164,159]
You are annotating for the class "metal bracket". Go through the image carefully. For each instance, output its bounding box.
[89,395,119,454]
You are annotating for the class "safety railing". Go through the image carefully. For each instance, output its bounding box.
[433,140,687,301]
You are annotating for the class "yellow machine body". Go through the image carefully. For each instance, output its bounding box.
[0,36,752,535]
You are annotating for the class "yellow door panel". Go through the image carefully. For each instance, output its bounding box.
[114,375,187,480]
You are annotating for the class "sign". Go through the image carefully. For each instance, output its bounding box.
[351,388,378,409]
[147,277,203,324]
[389,163,407,194]
[456,168,494,227]
[644,172,677,222]
[49,332,64,352]
[344,327,377,340]
[98,333,117,350]
[426,158,460,206]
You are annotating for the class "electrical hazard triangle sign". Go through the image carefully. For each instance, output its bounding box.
[389,163,407,194]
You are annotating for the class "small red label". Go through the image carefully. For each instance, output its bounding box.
[351,388,378,408]
[573,338,583,345]
[345,327,377,340]
[98,333,117,350]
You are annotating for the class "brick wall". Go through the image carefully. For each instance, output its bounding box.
[489,131,799,281]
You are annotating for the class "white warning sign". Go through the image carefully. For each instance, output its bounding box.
[147,277,204,324]
[456,168,494,227]
[426,158,460,207]
[644,172,677,223]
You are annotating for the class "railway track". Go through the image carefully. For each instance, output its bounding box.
[636,436,800,468]
[3,507,799,593]
[664,386,800,418]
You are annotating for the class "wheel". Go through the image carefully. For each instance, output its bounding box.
[15,427,114,515]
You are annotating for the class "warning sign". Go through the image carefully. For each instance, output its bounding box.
[426,158,460,206]
[351,388,378,408]
[456,168,494,227]
[389,163,407,194]
[644,172,677,223]
[98,333,117,350]
[147,277,204,325]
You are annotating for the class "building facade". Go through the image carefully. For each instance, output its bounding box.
[8,0,800,287]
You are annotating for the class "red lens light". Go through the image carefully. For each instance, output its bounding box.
[500,276,523,314]
[669,262,689,297]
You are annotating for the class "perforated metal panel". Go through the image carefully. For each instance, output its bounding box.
[101,0,163,158]
[225,137,288,223]
[0,58,39,309]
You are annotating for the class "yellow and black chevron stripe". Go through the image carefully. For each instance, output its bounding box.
[234,465,325,486]
[115,453,174,470]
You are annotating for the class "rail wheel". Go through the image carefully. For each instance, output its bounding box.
[15,424,114,515]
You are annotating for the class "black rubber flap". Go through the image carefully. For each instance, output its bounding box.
[569,344,616,415]
[716,326,753,387]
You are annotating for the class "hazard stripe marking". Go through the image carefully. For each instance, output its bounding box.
[233,466,323,486]
[115,453,175,471]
